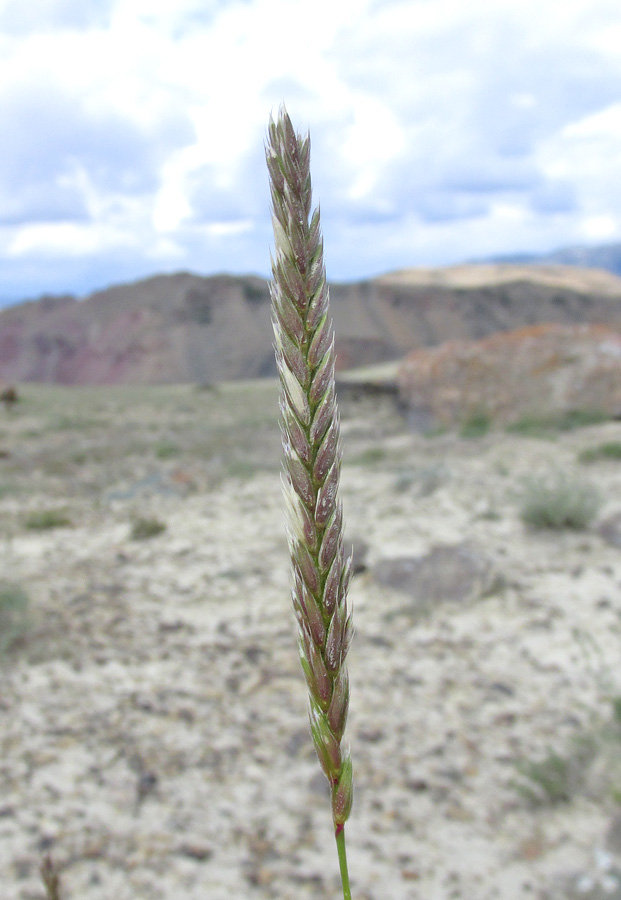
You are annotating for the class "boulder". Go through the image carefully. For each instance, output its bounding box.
[597,512,621,548]
[372,542,495,615]
[397,323,621,430]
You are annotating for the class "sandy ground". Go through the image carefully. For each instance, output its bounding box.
[2,382,621,899]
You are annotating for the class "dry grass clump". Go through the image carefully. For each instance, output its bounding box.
[460,410,492,438]
[347,446,387,466]
[154,439,180,459]
[0,581,30,655]
[578,441,621,463]
[512,741,595,806]
[267,107,354,899]
[519,470,602,530]
[24,508,73,530]
[130,516,166,540]
[507,409,610,438]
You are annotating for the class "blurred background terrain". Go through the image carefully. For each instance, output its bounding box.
[3,0,621,897]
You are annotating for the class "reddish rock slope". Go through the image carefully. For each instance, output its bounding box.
[397,323,621,429]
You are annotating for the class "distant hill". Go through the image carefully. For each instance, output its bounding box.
[2,264,621,384]
[483,241,621,276]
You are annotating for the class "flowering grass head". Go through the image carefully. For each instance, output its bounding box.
[266,106,354,897]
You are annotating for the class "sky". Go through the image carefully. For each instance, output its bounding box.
[1,0,621,304]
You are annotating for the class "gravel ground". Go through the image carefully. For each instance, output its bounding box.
[2,382,621,899]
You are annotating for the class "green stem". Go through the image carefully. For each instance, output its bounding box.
[335,826,352,900]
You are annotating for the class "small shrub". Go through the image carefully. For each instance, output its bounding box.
[348,447,387,466]
[130,517,166,540]
[578,441,621,464]
[512,734,597,807]
[25,509,73,530]
[154,440,180,459]
[423,424,448,438]
[519,471,601,530]
[460,412,491,438]
[507,410,609,438]
[513,751,574,805]
[226,459,259,480]
[242,281,269,304]
[0,581,30,654]
[556,409,609,430]
[506,416,555,438]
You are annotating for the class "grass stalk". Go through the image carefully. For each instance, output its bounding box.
[336,826,352,900]
[266,106,354,896]
[40,855,61,900]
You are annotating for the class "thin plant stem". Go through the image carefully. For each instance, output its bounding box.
[40,856,61,900]
[335,826,352,900]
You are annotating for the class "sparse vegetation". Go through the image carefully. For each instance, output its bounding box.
[52,415,102,431]
[130,516,166,540]
[511,631,621,812]
[348,446,387,465]
[460,411,492,438]
[507,409,610,438]
[506,415,556,438]
[578,441,621,463]
[154,439,180,459]
[555,409,610,430]
[512,738,596,807]
[422,424,448,438]
[242,281,268,304]
[0,581,30,654]
[519,471,601,529]
[513,750,575,805]
[511,689,621,812]
[0,385,19,410]
[225,458,259,480]
[25,509,73,530]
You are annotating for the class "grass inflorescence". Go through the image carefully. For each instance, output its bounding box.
[267,107,354,899]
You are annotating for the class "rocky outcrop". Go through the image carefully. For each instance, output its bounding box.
[397,323,621,430]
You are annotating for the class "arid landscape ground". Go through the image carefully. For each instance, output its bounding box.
[3,379,621,899]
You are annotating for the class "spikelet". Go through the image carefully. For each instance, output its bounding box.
[266,107,354,832]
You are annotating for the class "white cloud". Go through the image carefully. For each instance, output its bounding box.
[536,102,621,243]
[1,0,621,300]
[7,220,142,257]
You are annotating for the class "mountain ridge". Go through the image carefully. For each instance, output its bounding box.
[3,263,621,384]
[479,240,621,276]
